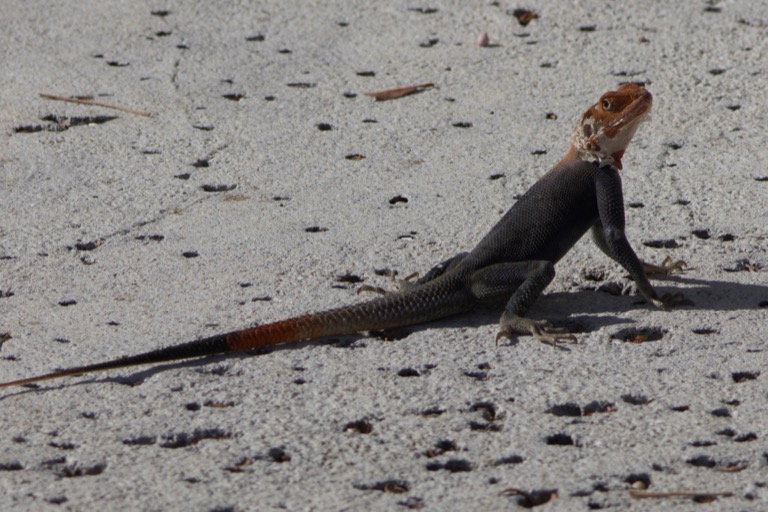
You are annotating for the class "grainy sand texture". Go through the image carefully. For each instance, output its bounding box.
[1,1,766,510]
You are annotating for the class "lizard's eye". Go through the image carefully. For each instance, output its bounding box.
[601,99,612,111]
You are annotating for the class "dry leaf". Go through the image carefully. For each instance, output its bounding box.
[383,482,408,494]
[364,83,434,101]
[511,8,540,26]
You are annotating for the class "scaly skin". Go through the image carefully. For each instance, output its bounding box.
[0,83,685,389]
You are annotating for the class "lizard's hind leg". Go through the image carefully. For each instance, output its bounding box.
[469,260,575,346]
[357,252,469,296]
[413,252,468,286]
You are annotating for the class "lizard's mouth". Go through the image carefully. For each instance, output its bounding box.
[598,91,653,166]
[603,96,652,138]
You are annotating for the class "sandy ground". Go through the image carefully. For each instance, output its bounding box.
[1,1,767,510]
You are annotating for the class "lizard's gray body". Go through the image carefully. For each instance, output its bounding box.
[298,157,656,339]
[0,84,683,389]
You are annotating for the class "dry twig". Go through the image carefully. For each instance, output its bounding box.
[39,93,152,117]
[628,490,733,502]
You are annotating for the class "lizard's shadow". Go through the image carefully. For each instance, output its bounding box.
[362,273,767,341]
[123,273,767,381]
[3,274,762,397]
[534,273,768,333]
[571,274,767,313]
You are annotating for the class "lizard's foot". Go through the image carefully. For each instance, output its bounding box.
[396,272,421,292]
[357,272,421,296]
[651,291,693,309]
[357,285,388,296]
[643,256,687,276]
[496,313,577,347]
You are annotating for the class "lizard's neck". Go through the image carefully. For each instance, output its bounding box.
[560,144,622,170]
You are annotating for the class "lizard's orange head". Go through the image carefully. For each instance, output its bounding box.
[571,83,653,170]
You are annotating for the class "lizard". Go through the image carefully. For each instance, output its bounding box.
[0,83,686,390]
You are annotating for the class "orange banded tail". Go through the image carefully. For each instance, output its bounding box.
[0,279,469,389]
[0,311,355,389]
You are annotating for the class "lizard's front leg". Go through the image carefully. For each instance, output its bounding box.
[469,261,576,346]
[590,175,689,310]
[591,223,686,276]
[591,221,688,309]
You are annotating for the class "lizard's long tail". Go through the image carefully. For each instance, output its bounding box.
[0,280,470,389]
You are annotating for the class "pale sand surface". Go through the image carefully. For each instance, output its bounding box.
[1,1,767,510]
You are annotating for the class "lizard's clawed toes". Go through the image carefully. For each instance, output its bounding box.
[651,291,693,309]
[529,321,577,346]
[644,256,688,275]
[662,291,693,307]
[396,272,421,292]
[357,272,422,296]
[356,285,389,296]
[496,316,577,347]
[662,258,688,274]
